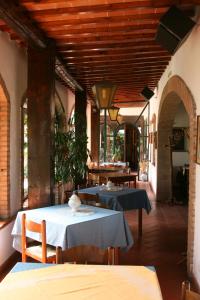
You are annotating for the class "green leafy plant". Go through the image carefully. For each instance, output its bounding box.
[54,111,88,191]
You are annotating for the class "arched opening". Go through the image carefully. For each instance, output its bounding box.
[99,120,140,170]
[0,75,10,219]
[157,75,196,273]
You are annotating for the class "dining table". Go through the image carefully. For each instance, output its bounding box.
[0,262,163,300]
[88,171,137,187]
[12,204,133,265]
[78,186,152,236]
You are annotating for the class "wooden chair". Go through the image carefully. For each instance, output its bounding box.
[21,213,62,264]
[78,192,100,206]
[78,192,109,209]
[181,281,200,300]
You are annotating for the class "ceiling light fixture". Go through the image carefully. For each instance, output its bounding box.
[92,80,117,109]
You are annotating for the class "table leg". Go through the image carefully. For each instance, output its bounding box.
[138,209,143,237]
[114,247,119,265]
[107,247,119,265]
[134,176,136,188]
[107,247,114,265]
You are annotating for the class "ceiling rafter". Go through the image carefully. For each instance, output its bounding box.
[0,0,196,106]
[0,0,83,92]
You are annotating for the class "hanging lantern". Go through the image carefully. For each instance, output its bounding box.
[117,114,123,124]
[108,106,120,121]
[92,80,117,109]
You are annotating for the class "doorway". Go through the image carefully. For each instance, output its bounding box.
[157,75,196,274]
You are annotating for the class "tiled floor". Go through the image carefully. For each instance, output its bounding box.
[1,181,188,300]
[121,181,188,300]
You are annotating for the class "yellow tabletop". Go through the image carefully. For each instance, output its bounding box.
[0,264,163,300]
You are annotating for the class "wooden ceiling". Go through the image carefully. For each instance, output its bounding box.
[0,1,198,107]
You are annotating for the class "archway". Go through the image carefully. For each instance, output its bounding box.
[0,74,10,219]
[157,75,196,273]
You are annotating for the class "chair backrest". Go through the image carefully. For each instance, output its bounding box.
[78,193,100,206]
[185,290,200,300]
[21,213,47,263]
[181,281,200,300]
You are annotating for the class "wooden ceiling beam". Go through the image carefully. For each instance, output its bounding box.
[81,77,160,83]
[44,19,159,33]
[32,7,167,23]
[57,36,155,46]
[21,1,172,13]
[51,29,156,40]
[71,68,166,77]
[0,0,47,48]
[37,12,164,27]
[20,0,199,10]
[0,0,83,91]
[25,2,174,18]
[46,22,158,35]
[66,57,170,66]
[57,40,161,52]
[62,49,168,59]
[54,33,156,44]
[75,73,163,81]
[63,53,170,63]
[69,63,167,73]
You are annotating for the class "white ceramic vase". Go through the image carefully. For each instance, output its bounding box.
[68,194,81,212]
[107,180,114,189]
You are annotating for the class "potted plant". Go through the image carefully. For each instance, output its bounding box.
[54,111,88,203]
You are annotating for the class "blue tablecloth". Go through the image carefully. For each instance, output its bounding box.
[79,187,152,212]
[12,204,133,252]
[10,262,155,273]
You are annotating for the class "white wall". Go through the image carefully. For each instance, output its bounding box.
[0,32,27,216]
[0,222,15,266]
[55,80,68,114]
[0,32,27,266]
[66,89,75,121]
[149,21,200,286]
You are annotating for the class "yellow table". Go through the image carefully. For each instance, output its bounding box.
[0,263,163,300]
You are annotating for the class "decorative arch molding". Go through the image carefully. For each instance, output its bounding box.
[0,73,10,219]
[157,75,196,274]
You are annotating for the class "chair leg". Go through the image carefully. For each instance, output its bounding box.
[56,247,63,264]
[22,252,27,262]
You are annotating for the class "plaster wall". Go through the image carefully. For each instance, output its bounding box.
[0,32,27,265]
[0,222,15,266]
[150,23,200,286]
[0,32,27,216]
[66,89,75,121]
[55,81,68,114]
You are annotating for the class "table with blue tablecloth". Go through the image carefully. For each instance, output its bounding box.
[12,204,133,264]
[79,186,152,236]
